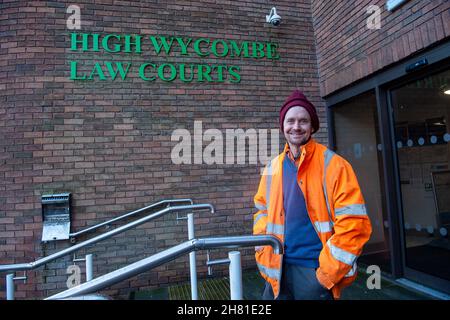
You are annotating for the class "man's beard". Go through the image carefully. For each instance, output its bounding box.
[290,135,311,147]
[299,135,311,146]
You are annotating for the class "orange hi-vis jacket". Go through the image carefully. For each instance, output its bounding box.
[253,139,372,299]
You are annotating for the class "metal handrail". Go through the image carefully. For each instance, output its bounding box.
[0,204,215,273]
[69,199,194,239]
[46,235,283,300]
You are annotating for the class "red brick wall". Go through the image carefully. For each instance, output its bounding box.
[0,1,324,299]
[312,0,450,96]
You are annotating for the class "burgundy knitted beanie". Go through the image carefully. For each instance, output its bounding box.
[279,89,319,133]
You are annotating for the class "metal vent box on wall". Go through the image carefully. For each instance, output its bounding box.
[41,193,71,242]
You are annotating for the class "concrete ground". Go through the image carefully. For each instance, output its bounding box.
[130,268,438,300]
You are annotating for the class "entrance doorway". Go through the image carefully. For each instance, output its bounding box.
[390,68,450,292]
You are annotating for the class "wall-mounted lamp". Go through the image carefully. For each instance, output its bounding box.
[266,7,281,26]
[386,0,409,12]
[405,58,428,73]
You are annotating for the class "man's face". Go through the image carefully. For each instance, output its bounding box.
[283,106,313,147]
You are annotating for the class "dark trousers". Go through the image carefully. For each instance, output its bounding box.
[262,263,334,300]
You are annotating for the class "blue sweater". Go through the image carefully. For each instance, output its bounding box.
[282,156,322,268]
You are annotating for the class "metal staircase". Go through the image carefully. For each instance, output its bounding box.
[0,198,282,300]
[1,199,211,299]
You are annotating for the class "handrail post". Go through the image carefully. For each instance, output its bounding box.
[228,251,243,300]
[187,213,198,300]
[6,274,14,300]
[86,254,93,282]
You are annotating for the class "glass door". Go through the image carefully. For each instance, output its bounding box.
[390,68,450,293]
[332,91,392,274]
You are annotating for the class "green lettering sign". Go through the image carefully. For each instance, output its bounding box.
[252,42,265,59]
[139,63,156,81]
[69,61,86,80]
[197,64,212,82]
[88,62,106,80]
[193,38,210,57]
[175,37,193,55]
[212,65,226,82]
[68,32,279,83]
[124,35,142,53]
[105,62,131,80]
[70,33,91,51]
[228,66,241,83]
[179,64,195,83]
[158,63,177,81]
[229,41,250,58]
[102,34,121,53]
[267,43,280,60]
[211,39,229,58]
[150,36,175,55]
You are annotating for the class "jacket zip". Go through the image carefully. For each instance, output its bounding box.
[297,150,322,241]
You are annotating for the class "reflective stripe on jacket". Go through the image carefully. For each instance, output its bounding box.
[253,139,372,299]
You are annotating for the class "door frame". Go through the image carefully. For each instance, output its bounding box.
[325,39,450,293]
[384,63,450,294]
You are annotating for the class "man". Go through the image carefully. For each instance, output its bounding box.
[253,89,372,300]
